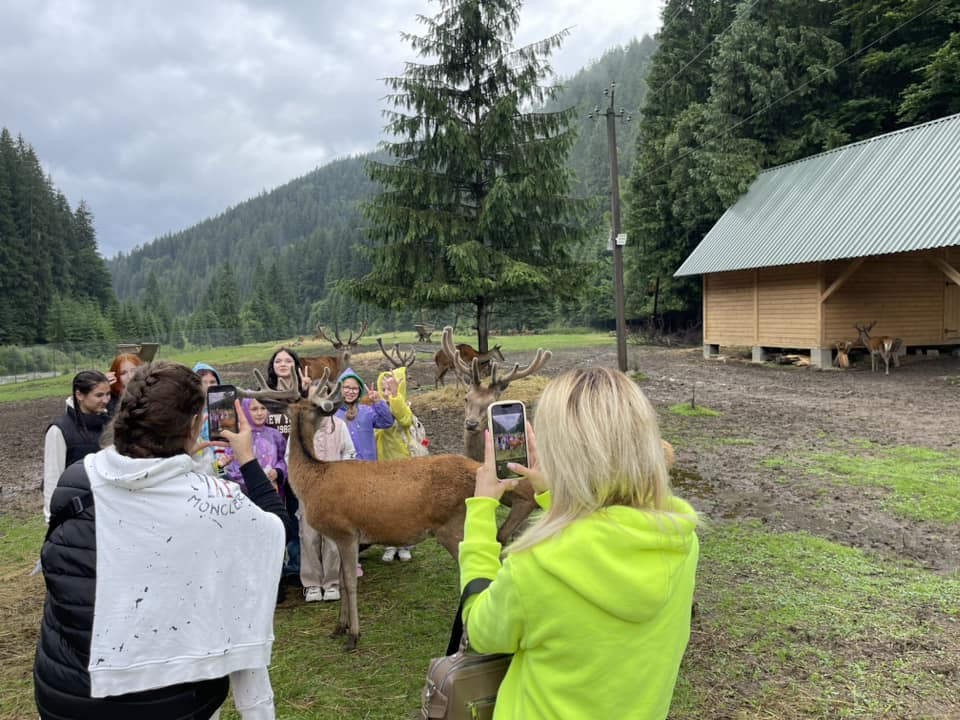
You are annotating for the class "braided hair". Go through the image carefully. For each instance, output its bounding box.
[71,370,110,439]
[110,362,204,458]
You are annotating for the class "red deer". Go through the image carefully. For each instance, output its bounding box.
[434,340,504,387]
[854,322,902,375]
[242,368,485,650]
[300,321,369,381]
[376,337,419,389]
[441,326,550,541]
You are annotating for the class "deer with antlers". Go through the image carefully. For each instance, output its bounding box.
[300,321,370,381]
[433,339,504,387]
[240,368,488,650]
[315,320,369,350]
[376,337,419,390]
[440,326,551,541]
[854,322,902,376]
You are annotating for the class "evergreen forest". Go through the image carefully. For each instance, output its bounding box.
[1,0,957,353]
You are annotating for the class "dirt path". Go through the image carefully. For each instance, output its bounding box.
[3,344,958,572]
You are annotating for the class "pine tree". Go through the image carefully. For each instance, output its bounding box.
[348,0,588,351]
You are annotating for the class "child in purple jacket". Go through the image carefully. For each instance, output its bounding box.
[335,368,394,461]
[222,397,288,501]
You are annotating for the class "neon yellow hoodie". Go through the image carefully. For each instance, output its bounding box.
[374,367,414,461]
[459,493,699,720]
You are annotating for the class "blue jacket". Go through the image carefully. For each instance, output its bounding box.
[335,368,394,460]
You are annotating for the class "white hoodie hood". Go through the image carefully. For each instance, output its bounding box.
[85,447,284,698]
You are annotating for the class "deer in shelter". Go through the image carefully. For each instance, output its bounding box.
[854,322,902,375]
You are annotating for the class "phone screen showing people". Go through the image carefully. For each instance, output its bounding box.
[487,400,528,480]
[206,385,239,441]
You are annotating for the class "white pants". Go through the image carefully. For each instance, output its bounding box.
[297,508,340,591]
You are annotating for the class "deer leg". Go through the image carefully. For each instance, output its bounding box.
[434,509,467,563]
[334,539,360,651]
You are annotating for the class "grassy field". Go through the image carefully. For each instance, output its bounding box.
[4,506,957,719]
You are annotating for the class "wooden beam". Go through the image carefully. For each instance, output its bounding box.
[928,256,960,287]
[819,258,865,304]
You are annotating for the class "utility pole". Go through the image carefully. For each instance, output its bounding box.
[589,83,630,372]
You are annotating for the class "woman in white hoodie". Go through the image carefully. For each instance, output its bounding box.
[34,361,291,720]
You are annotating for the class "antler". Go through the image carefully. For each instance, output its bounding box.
[377,338,416,368]
[238,369,302,403]
[441,326,475,385]
[240,368,343,414]
[489,348,552,391]
[316,323,341,348]
[306,367,342,413]
[346,320,369,347]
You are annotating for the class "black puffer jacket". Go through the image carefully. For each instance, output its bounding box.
[34,458,292,720]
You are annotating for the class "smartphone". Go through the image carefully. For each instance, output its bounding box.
[206,384,239,441]
[487,400,529,480]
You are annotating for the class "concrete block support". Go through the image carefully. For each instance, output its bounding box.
[703,343,720,359]
[752,346,769,363]
[810,347,833,369]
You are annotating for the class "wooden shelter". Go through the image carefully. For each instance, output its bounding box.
[675,113,960,367]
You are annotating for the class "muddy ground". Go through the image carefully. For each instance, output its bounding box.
[4,342,959,575]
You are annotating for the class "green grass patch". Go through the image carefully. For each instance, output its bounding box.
[669,403,721,417]
[672,520,960,718]
[806,446,960,523]
[629,370,650,382]
[761,443,960,524]
[4,513,960,718]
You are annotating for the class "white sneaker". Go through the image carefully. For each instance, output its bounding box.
[397,547,412,563]
[323,586,340,602]
[304,586,323,603]
[382,547,397,563]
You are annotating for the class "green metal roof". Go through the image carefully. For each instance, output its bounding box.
[675,113,960,277]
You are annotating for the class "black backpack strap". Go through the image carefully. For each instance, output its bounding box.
[44,491,94,543]
[446,577,493,655]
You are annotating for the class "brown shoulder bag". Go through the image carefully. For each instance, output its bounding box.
[420,578,511,720]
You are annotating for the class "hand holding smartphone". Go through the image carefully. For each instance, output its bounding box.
[206,384,239,441]
[487,400,529,480]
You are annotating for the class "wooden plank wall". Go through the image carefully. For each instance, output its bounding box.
[757,265,819,346]
[822,252,945,345]
[703,250,960,350]
[704,270,755,344]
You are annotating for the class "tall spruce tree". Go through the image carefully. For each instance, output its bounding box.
[348,0,587,351]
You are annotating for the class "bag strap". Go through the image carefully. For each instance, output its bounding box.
[44,491,94,543]
[446,577,492,655]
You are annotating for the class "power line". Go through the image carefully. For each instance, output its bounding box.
[636,0,948,183]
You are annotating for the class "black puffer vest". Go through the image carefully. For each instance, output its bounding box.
[49,406,109,467]
[33,462,228,720]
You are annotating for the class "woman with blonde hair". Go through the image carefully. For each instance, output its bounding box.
[460,367,700,720]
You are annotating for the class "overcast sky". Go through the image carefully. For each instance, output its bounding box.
[2,1,663,258]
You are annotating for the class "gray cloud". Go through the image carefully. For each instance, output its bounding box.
[1,0,661,257]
